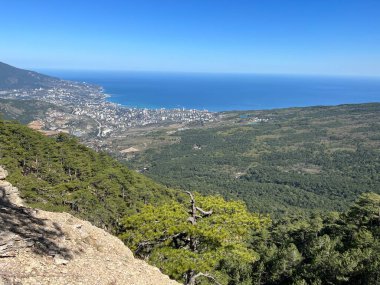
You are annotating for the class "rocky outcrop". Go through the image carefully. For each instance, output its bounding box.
[0,166,179,285]
[0,168,8,180]
[0,179,23,208]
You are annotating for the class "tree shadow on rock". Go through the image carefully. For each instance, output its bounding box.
[0,188,72,259]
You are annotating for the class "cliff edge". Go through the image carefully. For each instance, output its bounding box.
[0,166,179,285]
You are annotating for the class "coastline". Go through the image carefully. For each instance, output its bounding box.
[42,70,380,112]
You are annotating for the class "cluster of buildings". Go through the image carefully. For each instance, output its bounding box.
[0,79,218,139]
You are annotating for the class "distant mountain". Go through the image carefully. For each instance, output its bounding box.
[0,61,58,89]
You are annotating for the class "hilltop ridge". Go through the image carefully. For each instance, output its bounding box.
[0,165,179,285]
[0,62,59,89]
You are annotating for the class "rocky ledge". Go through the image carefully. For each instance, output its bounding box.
[0,166,178,285]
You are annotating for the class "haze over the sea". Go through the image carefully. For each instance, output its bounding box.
[44,70,380,111]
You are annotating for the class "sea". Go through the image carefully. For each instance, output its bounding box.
[41,70,380,112]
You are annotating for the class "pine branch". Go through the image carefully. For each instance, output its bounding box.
[188,272,222,285]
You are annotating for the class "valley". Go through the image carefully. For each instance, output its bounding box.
[1,62,380,285]
[128,103,380,216]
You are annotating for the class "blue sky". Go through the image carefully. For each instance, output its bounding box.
[1,0,380,76]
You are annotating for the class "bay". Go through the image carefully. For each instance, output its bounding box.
[42,70,380,111]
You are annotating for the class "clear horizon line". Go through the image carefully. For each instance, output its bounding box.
[33,67,380,79]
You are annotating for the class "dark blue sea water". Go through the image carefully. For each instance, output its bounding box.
[42,70,380,111]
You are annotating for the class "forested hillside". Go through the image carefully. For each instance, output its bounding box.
[0,118,379,285]
[129,103,380,216]
[0,61,58,89]
[0,119,178,232]
[121,192,380,285]
[0,98,62,124]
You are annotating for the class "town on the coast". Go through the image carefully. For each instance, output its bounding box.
[0,80,217,133]
[0,78,268,154]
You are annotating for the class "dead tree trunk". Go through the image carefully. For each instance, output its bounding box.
[186,272,222,285]
[186,191,198,252]
[184,192,217,285]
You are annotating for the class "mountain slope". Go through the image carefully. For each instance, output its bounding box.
[0,98,62,124]
[0,166,178,285]
[0,119,180,233]
[0,62,58,89]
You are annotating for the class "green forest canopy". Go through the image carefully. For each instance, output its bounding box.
[0,117,379,284]
[129,103,380,216]
[121,192,380,285]
[0,119,179,232]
